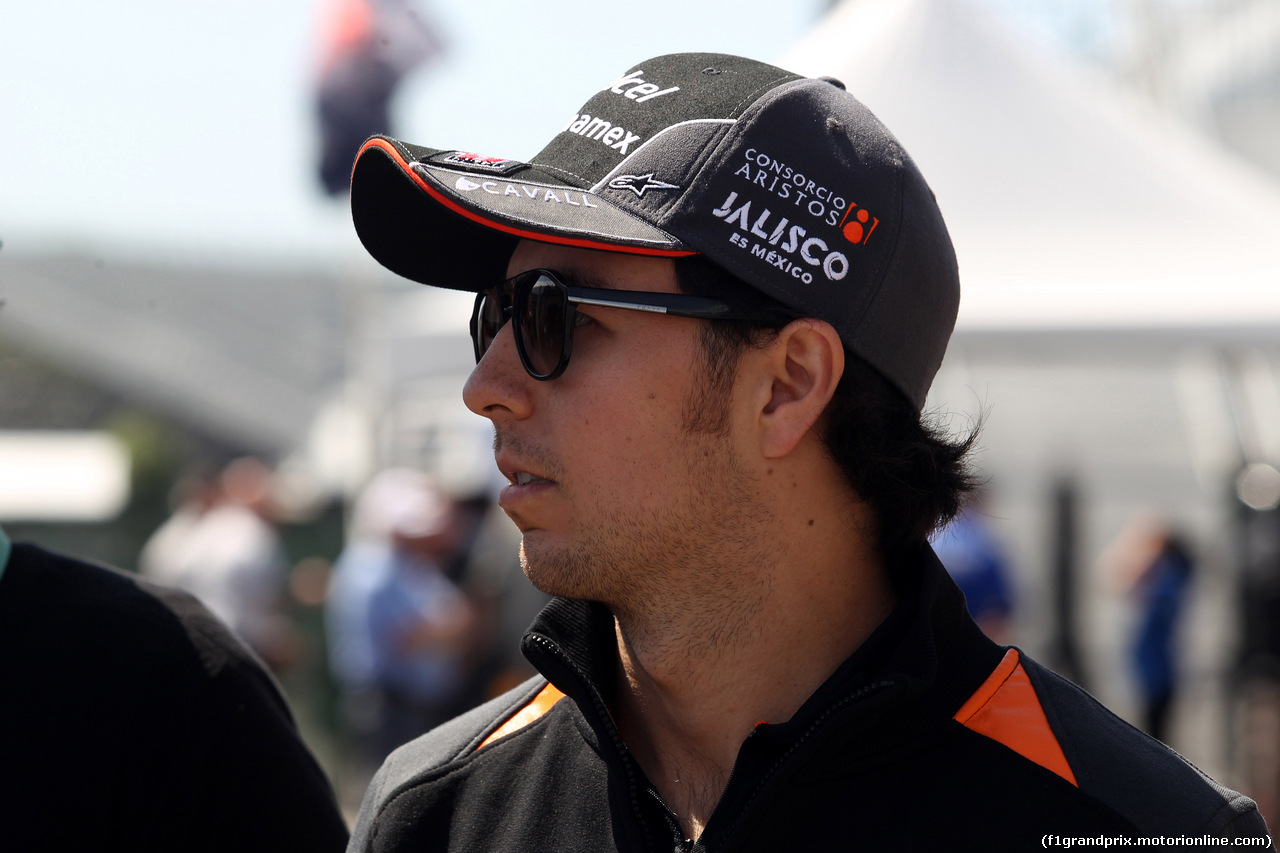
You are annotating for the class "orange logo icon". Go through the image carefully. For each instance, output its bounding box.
[838,204,879,246]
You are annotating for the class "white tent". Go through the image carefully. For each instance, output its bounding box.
[779,5,1280,764]
[778,0,1280,330]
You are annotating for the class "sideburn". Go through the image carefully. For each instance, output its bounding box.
[680,324,744,437]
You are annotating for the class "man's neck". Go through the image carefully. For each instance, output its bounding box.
[608,506,893,842]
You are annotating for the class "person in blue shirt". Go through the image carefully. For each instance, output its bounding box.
[1128,527,1194,743]
[931,496,1016,644]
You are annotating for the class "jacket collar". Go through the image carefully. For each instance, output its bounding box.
[521,542,1002,747]
[520,544,1005,850]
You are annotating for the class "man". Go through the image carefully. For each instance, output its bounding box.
[345,53,1270,851]
[0,525,350,851]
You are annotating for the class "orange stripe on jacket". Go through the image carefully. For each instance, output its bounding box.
[479,684,567,749]
[954,648,1078,786]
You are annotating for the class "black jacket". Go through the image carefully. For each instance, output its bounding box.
[349,544,1270,852]
[0,541,350,852]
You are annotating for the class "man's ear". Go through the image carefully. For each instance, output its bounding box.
[755,319,844,458]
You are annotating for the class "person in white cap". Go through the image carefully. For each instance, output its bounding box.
[327,469,477,775]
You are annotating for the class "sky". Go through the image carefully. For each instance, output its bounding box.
[0,0,833,271]
[0,0,1150,272]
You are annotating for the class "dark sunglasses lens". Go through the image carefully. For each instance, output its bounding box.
[473,289,505,361]
[518,275,567,377]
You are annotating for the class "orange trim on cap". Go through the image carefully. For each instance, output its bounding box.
[358,138,698,258]
[478,684,567,749]
[954,649,1078,787]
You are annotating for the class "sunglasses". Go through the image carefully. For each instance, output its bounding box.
[471,268,788,380]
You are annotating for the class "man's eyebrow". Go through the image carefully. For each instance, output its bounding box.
[554,268,625,292]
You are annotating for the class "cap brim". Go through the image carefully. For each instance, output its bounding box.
[350,136,695,291]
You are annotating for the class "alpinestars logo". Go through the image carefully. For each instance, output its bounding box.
[608,174,680,198]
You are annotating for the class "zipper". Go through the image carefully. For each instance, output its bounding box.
[709,679,899,850]
[527,632,898,853]
[659,681,895,852]
[647,788,694,852]
[526,633,661,853]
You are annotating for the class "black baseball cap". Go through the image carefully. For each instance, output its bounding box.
[350,52,959,410]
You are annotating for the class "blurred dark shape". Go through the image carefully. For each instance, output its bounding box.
[1235,478,1280,827]
[0,530,349,851]
[1049,476,1087,689]
[1240,482,1280,681]
[931,493,1016,644]
[1108,515,1195,743]
[450,496,550,703]
[314,0,445,196]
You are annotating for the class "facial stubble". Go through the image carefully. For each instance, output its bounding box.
[515,362,776,656]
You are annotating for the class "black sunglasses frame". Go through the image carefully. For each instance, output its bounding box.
[470,268,791,380]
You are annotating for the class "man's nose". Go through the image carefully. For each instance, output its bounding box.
[463,320,533,422]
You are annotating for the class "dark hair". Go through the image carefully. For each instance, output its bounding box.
[673,255,982,552]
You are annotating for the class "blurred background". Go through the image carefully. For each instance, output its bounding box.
[3,0,1279,825]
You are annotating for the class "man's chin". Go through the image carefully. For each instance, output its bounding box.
[519,539,596,600]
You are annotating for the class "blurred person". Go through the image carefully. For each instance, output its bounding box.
[1103,515,1197,743]
[1131,531,1194,744]
[343,53,1270,850]
[930,489,1016,643]
[327,469,478,776]
[138,467,217,580]
[149,457,297,667]
[1117,517,1195,744]
[0,524,349,851]
[313,0,445,195]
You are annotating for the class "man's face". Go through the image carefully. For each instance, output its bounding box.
[463,241,776,617]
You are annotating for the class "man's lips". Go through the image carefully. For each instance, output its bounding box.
[495,453,557,488]
[512,471,554,486]
[497,466,557,516]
